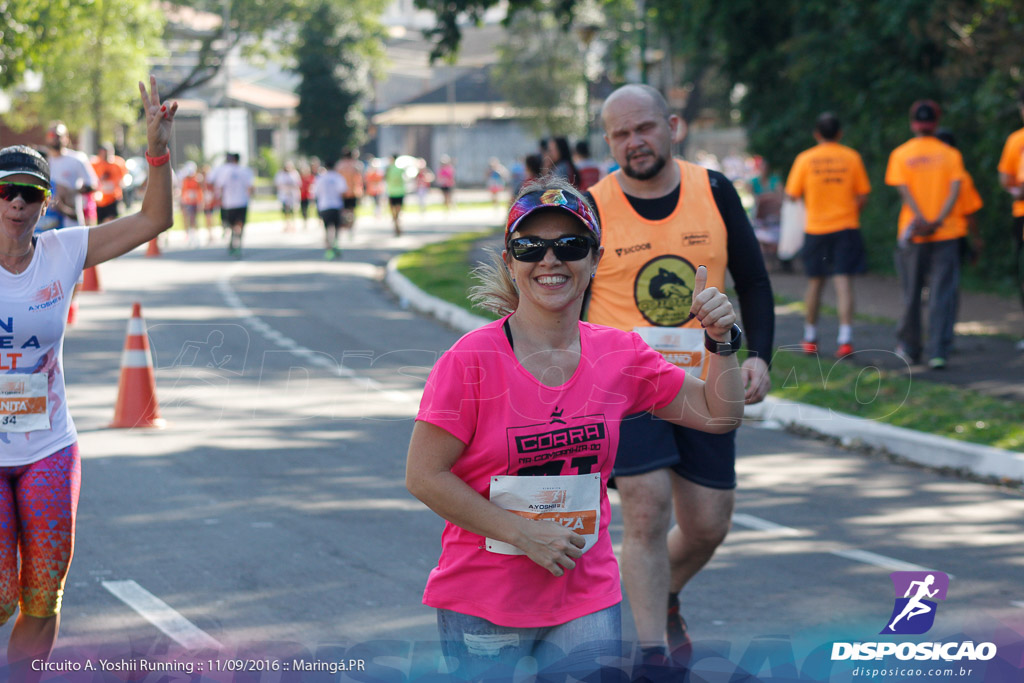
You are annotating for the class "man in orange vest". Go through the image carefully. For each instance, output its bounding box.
[996,87,1024,351]
[784,112,871,358]
[584,84,774,663]
[885,100,966,369]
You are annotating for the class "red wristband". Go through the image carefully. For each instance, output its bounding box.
[145,150,170,167]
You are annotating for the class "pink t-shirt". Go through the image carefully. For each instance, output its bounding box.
[416,317,686,627]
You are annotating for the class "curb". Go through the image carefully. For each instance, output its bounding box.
[385,256,1024,483]
[745,397,1024,482]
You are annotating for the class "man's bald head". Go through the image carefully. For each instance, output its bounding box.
[600,84,670,132]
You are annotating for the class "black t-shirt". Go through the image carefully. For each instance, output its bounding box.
[585,169,775,363]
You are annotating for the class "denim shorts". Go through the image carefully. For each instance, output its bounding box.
[436,603,621,680]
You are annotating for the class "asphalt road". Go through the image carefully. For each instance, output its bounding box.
[6,212,1022,681]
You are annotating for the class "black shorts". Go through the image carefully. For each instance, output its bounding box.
[96,202,119,223]
[300,198,311,218]
[343,197,359,210]
[612,412,737,489]
[802,228,867,277]
[320,208,342,229]
[388,195,405,207]
[224,206,248,226]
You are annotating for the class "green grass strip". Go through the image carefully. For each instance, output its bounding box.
[769,350,1024,452]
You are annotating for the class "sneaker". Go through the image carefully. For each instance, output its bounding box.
[835,343,854,358]
[324,248,336,260]
[928,357,946,370]
[666,593,692,653]
[895,345,919,364]
[801,340,818,354]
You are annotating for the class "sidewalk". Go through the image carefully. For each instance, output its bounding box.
[768,269,1024,403]
[386,228,1024,481]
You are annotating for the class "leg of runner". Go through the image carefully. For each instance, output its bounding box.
[615,469,672,650]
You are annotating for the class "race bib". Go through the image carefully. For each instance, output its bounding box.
[633,326,707,376]
[0,374,50,432]
[487,474,601,555]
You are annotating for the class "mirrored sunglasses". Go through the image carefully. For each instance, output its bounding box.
[0,182,50,204]
[508,235,596,262]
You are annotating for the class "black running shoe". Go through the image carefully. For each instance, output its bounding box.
[667,592,691,653]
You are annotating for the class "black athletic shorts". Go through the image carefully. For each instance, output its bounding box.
[343,197,359,210]
[223,206,248,227]
[320,208,342,229]
[388,195,405,207]
[612,412,737,489]
[96,202,119,223]
[802,228,867,278]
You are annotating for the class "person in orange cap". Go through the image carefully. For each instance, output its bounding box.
[0,76,176,680]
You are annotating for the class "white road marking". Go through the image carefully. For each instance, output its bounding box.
[731,513,807,536]
[103,579,222,650]
[733,513,949,575]
[1011,601,1024,609]
[218,268,412,404]
[829,548,935,573]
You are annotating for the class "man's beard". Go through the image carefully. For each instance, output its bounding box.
[622,152,667,180]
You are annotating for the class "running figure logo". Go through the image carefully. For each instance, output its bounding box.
[880,571,950,635]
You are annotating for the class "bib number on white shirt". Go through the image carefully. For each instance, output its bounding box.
[0,374,50,432]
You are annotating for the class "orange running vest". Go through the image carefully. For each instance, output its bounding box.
[588,160,728,378]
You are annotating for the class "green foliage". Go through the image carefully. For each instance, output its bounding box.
[2,0,163,140]
[257,146,279,178]
[493,11,587,138]
[293,1,383,160]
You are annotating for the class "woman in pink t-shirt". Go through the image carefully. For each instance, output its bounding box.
[406,177,745,679]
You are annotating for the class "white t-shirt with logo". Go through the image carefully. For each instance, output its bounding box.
[0,227,88,465]
[212,163,254,210]
[49,151,98,226]
[313,171,348,212]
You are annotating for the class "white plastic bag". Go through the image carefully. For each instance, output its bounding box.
[778,199,806,260]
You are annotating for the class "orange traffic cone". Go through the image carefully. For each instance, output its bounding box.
[110,302,165,429]
[145,238,161,257]
[66,299,78,325]
[81,266,102,292]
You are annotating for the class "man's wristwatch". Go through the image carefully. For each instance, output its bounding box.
[704,324,743,356]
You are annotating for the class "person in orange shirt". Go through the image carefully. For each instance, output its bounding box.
[338,149,364,237]
[996,86,1024,351]
[885,100,966,369]
[785,112,871,358]
[179,162,204,247]
[935,128,983,356]
[91,143,127,224]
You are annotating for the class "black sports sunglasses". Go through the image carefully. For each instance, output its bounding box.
[0,182,50,204]
[507,235,597,262]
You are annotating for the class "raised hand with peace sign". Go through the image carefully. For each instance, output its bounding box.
[83,75,178,268]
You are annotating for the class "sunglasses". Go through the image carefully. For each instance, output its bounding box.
[508,235,597,262]
[0,182,50,204]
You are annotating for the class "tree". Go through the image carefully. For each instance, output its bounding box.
[2,0,162,143]
[293,1,384,159]
[492,10,587,138]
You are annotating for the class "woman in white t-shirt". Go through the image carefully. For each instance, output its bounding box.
[405,177,745,679]
[0,76,176,679]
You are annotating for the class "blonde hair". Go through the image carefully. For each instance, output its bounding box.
[468,175,598,316]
